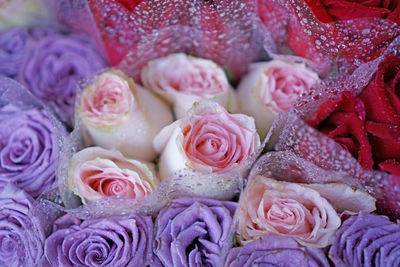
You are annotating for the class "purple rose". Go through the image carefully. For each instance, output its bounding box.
[0,104,58,197]
[329,212,400,267]
[154,197,237,267]
[224,235,330,267]
[0,28,30,78]
[19,30,106,123]
[44,214,154,266]
[0,183,46,266]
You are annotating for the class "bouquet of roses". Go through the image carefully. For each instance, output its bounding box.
[2,0,400,266]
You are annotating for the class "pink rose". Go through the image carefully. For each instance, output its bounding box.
[78,70,173,161]
[237,175,341,248]
[68,146,159,204]
[141,53,237,118]
[153,101,261,180]
[237,60,319,138]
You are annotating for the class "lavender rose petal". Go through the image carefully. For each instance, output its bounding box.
[19,30,106,123]
[224,235,330,267]
[45,215,154,267]
[0,28,30,78]
[154,197,237,267]
[0,104,58,197]
[329,212,400,267]
[0,183,46,266]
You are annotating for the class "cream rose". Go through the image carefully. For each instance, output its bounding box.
[68,146,159,204]
[153,101,261,180]
[78,70,173,161]
[141,53,237,118]
[237,175,341,248]
[237,60,319,138]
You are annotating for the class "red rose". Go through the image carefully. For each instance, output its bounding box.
[258,0,400,74]
[309,55,400,217]
[308,91,373,170]
[311,55,400,174]
[359,55,400,175]
[304,0,400,24]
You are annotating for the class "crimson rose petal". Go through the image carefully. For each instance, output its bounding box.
[309,91,373,170]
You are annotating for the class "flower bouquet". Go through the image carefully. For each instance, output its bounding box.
[1,0,400,266]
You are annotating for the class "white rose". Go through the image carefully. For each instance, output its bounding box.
[153,100,261,180]
[77,70,173,161]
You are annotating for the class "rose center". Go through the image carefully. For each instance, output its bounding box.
[84,243,108,265]
[267,203,296,223]
[105,180,125,194]
[197,138,221,155]
[0,235,18,255]
[94,90,123,112]
[0,129,41,171]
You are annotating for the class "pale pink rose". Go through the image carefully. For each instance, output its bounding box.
[237,175,341,248]
[78,70,173,161]
[141,53,237,118]
[154,101,261,180]
[79,71,133,127]
[68,146,159,204]
[237,60,319,138]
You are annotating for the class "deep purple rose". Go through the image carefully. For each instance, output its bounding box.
[0,183,46,266]
[19,30,106,123]
[224,235,330,267]
[44,214,154,267]
[0,104,58,197]
[0,28,30,78]
[329,212,400,267]
[154,197,237,267]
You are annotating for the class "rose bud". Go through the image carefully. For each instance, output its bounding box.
[0,183,46,266]
[78,70,173,161]
[224,235,330,267]
[237,175,341,248]
[237,60,319,138]
[45,214,155,266]
[153,100,261,180]
[68,146,159,204]
[141,53,238,119]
